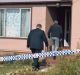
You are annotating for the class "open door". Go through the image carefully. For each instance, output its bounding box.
[46,6,71,48]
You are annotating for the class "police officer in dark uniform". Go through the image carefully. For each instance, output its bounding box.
[27,24,48,70]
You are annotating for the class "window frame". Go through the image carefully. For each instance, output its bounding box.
[0,8,31,39]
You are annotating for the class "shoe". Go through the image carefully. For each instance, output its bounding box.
[32,66,40,71]
[32,66,36,71]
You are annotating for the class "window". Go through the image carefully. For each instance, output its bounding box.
[0,8,31,37]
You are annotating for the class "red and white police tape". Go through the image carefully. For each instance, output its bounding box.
[0,49,80,61]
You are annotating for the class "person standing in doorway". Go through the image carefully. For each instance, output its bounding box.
[48,20,62,52]
[27,24,48,70]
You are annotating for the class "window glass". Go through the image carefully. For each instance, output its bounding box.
[0,8,31,38]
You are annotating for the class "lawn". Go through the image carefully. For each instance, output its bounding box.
[0,54,80,75]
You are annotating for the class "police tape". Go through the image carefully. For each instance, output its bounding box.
[0,49,80,61]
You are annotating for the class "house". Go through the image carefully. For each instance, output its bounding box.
[0,0,79,53]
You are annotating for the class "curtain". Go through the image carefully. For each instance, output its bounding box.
[21,9,31,37]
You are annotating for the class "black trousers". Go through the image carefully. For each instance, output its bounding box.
[30,48,42,69]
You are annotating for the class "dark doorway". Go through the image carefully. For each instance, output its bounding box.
[47,6,71,48]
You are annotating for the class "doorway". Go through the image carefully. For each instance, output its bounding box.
[47,6,71,48]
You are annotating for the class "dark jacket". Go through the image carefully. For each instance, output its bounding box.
[48,24,62,38]
[27,28,48,50]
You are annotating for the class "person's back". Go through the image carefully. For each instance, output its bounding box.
[27,24,48,70]
[28,28,47,50]
[48,20,62,52]
[48,24,62,38]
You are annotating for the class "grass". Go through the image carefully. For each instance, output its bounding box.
[0,54,80,75]
[0,59,33,75]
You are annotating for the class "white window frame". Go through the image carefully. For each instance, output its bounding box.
[0,8,31,38]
